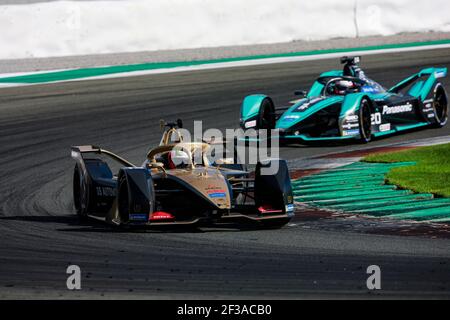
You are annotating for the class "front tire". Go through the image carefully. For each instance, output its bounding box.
[257,98,276,130]
[432,83,448,128]
[117,176,130,225]
[73,165,89,219]
[358,98,372,143]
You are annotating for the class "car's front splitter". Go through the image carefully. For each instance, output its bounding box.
[237,134,358,143]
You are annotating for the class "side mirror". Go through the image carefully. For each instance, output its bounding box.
[294,90,307,97]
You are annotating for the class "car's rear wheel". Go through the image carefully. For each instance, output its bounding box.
[432,83,448,128]
[257,98,276,130]
[73,165,89,219]
[358,98,372,143]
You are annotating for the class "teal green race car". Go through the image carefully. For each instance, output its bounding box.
[239,56,448,143]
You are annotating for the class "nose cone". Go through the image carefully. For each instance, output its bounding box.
[276,114,301,130]
[170,168,231,209]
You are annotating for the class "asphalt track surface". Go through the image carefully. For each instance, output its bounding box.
[1,49,450,299]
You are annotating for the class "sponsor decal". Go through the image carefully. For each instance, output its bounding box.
[282,115,300,122]
[206,186,225,192]
[208,192,226,198]
[345,114,359,122]
[342,123,359,129]
[245,120,257,129]
[129,213,148,221]
[206,187,227,198]
[379,123,391,132]
[382,103,413,115]
[206,188,226,193]
[423,103,433,112]
[286,204,295,217]
[435,71,446,78]
[96,186,115,197]
[286,204,295,213]
[361,86,377,93]
[342,129,360,136]
[296,97,324,112]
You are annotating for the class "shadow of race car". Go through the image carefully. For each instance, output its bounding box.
[71,120,294,229]
[240,56,448,144]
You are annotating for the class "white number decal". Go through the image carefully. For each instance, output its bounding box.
[371,112,382,125]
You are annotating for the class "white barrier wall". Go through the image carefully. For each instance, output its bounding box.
[358,0,450,37]
[0,0,449,59]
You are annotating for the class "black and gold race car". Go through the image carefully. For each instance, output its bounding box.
[71,120,294,229]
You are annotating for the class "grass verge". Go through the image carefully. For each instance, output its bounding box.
[364,143,450,197]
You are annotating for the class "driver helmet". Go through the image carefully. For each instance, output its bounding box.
[168,149,191,169]
[334,80,356,95]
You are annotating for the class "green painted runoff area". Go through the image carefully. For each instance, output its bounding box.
[365,143,450,197]
[293,160,450,222]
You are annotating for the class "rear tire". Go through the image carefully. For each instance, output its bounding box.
[432,83,448,128]
[358,98,372,143]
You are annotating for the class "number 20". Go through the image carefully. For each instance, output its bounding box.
[371,112,382,125]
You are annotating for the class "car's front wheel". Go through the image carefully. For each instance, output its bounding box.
[117,176,130,225]
[257,98,276,130]
[73,165,89,219]
[358,98,372,143]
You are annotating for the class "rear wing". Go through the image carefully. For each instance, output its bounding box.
[71,145,135,168]
[388,67,447,100]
